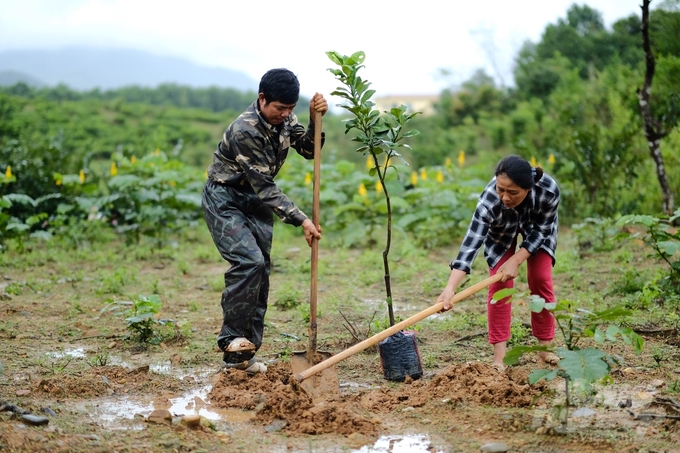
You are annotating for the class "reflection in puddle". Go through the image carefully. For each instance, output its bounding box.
[46,347,87,359]
[85,385,254,429]
[360,300,425,313]
[354,434,443,452]
[106,355,213,380]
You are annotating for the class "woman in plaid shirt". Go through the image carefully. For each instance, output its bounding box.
[437,155,560,369]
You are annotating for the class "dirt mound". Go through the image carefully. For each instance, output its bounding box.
[360,362,545,412]
[208,361,545,436]
[208,362,379,436]
[31,365,186,398]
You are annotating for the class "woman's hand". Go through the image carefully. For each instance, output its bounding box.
[436,286,456,312]
[497,248,530,281]
[301,218,322,247]
[435,268,466,312]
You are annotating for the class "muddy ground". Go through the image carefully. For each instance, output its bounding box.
[1,229,679,452]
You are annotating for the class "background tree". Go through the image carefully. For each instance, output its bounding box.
[638,0,676,215]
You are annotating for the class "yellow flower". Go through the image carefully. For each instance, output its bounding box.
[358,183,367,197]
[131,155,137,164]
[376,181,383,194]
[458,151,465,167]
[56,179,62,186]
[155,148,161,156]
[410,171,418,186]
[110,162,118,176]
[204,171,209,179]
[304,172,312,186]
[420,169,427,180]
[549,153,555,165]
[530,156,537,167]
[366,155,373,170]
[79,169,85,184]
[4,166,11,179]
[436,170,444,183]
[169,181,177,187]
[445,157,452,167]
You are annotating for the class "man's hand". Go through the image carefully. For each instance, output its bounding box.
[310,93,328,118]
[301,218,322,247]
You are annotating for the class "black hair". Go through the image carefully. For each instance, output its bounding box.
[494,154,543,189]
[258,68,300,105]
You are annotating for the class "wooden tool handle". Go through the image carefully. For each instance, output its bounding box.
[294,272,504,382]
[308,111,322,353]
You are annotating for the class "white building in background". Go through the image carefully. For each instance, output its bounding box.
[373,94,440,117]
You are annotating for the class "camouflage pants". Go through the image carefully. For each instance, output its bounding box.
[201,179,273,363]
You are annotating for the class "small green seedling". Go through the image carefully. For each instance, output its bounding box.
[495,288,644,427]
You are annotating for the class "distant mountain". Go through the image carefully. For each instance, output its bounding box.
[0,47,258,92]
[0,70,45,87]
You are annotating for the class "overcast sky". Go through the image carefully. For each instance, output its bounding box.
[0,0,643,100]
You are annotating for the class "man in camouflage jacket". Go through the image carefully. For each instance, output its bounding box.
[202,68,327,373]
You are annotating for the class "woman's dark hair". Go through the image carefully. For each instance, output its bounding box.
[258,68,300,105]
[494,154,543,189]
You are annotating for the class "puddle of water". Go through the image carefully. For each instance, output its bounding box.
[46,347,87,359]
[353,434,444,453]
[85,385,254,429]
[360,300,425,313]
[339,381,381,390]
[105,355,214,380]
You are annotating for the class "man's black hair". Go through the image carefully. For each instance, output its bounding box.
[259,68,300,105]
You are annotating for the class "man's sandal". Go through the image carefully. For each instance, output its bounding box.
[224,357,267,375]
[225,337,256,353]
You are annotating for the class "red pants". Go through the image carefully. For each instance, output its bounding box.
[487,244,555,344]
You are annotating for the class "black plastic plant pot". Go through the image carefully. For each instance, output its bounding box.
[378,330,423,382]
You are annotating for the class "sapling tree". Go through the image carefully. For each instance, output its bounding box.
[102,294,177,343]
[326,50,420,326]
[617,210,680,285]
[498,289,644,427]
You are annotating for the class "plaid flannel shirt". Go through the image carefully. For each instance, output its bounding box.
[450,173,560,274]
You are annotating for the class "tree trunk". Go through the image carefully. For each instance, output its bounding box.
[638,0,675,215]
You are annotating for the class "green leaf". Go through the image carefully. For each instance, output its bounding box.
[126,313,154,324]
[5,193,37,207]
[529,369,559,384]
[360,89,376,104]
[558,348,609,382]
[529,295,547,313]
[594,305,632,321]
[605,324,620,341]
[504,345,547,365]
[658,241,680,256]
[350,50,366,64]
[35,193,62,205]
[30,230,52,241]
[326,51,343,65]
[108,174,142,189]
[593,328,605,343]
[491,287,517,302]
[6,221,29,232]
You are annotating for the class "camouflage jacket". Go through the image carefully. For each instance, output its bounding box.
[207,101,325,226]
